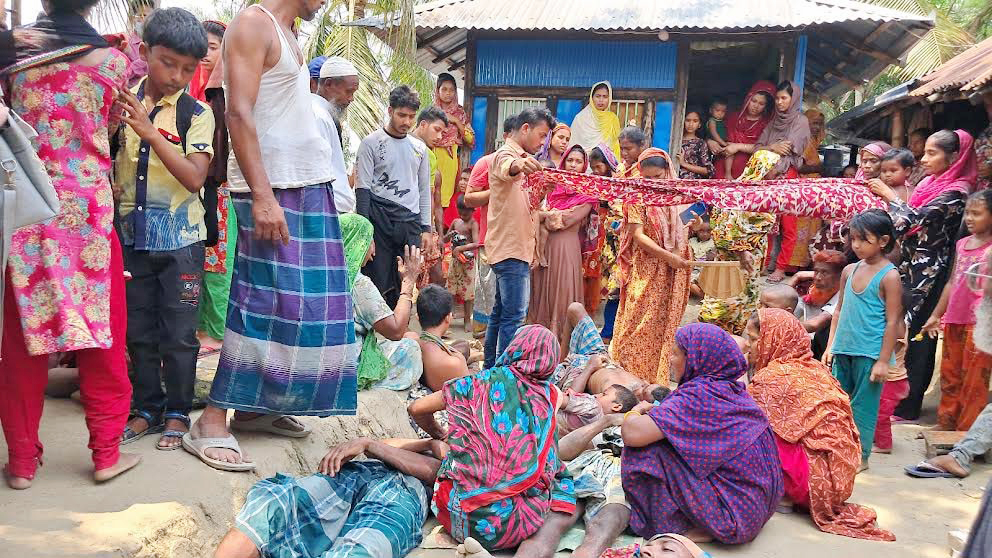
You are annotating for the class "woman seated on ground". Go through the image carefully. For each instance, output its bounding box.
[621,323,783,544]
[408,325,577,558]
[340,214,425,391]
[744,308,895,541]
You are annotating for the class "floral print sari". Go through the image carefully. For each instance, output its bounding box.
[433,325,576,551]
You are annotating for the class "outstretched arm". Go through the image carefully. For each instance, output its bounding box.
[558,415,623,461]
[318,438,442,485]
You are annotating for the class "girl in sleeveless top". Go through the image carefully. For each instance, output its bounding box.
[824,210,903,472]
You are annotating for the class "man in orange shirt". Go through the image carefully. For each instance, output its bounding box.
[483,107,555,367]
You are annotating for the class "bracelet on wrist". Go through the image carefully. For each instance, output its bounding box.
[623,410,641,421]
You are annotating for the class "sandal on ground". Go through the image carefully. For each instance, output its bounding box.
[197,346,222,359]
[121,410,163,445]
[904,461,957,478]
[181,433,256,472]
[157,412,191,451]
[230,414,311,438]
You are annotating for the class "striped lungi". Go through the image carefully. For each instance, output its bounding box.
[208,183,359,416]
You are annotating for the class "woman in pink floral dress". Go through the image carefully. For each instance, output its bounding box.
[0,0,139,489]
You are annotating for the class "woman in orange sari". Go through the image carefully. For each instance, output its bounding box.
[745,308,895,541]
[610,149,692,384]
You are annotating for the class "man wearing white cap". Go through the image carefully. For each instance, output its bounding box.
[313,56,360,213]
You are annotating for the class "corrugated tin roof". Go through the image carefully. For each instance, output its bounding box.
[358,0,931,32]
[909,36,992,98]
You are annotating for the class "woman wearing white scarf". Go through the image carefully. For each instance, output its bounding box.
[570,81,621,159]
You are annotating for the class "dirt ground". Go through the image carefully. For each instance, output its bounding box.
[0,300,988,558]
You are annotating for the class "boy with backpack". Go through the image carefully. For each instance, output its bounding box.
[113,8,214,451]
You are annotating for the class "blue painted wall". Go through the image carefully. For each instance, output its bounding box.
[470,96,488,163]
[653,101,674,152]
[555,99,583,130]
[475,40,677,89]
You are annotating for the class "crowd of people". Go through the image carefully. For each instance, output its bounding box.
[2,0,992,556]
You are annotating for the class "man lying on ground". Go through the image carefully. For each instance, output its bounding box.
[553,303,669,402]
[214,437,445,558]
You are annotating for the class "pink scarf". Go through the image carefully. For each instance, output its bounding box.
[854,142,892,181]
[545,145,597,210]
[909,130,977,208]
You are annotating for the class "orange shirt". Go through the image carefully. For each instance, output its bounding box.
[485,138,537,265]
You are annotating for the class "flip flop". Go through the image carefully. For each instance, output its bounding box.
[230,414,311,438]
[904,461,956,478]
[181,433,256,472]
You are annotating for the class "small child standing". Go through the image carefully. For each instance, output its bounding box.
[871,147,915,452]
[115,8,214,451]
[825,210,902,471]
[446,195,480,332]
[921,190,992,431]
[688,217,715,299]
[704,98,731,178]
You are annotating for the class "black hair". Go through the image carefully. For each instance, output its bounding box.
[592,83,610,96]
[753,91,775,117]
[416,284,453,328]
[51,0,102,12]
[142,8,208,60]
[848,209,896,253]
[417,106,449,126]
[460,167,473,176]
[128,0,155,15]
[640,156,669,170]
[456,194,472,212]
[776,80,795,96]
[589,147,608,163]
[502,116,517,135]
[929,129,961,155]
[685,106,704,120]
[619,126,647,146]
[710,96,728,108]
[436,72,457,89]
[389,85,421,111]
[881,147,916,169]
[650,385,671,403]
[513,107,555,131]
[967,189,992,213]
[909,127,931,140]
[203,20,226,40]
[609,384,638,413]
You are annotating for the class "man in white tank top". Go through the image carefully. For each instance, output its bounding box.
[186,0,359,472]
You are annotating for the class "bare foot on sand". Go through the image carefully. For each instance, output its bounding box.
[857,460,870,474]
[94,452,141,483]
[926,455,969,478]
[197,331,223,350]
[191,407,243,464]
[456,537,493,558]
[4,468,32,490]
[872,445,892,454]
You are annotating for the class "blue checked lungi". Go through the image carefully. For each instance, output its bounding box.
[235,461,428,558]
[551,315,609,388]
[209,183,359,415]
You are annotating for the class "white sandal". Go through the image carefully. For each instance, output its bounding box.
[181,433,256,472]
[230,414,311,438]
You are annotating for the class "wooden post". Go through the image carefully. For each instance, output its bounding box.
[9,0,17,26]
[462,32,477,166]
[669,41,690,173]
[890,109,905,147]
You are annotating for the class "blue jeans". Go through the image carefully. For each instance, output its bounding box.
[484,258,530,368]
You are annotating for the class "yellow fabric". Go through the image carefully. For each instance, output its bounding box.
[435,145,459,208]
[590,82,621,157]
[116,79,215,245]
[570,81,621,159]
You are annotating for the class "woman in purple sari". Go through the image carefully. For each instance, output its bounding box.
[621,323,783,544]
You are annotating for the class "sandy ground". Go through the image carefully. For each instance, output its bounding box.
[1,301,989,558]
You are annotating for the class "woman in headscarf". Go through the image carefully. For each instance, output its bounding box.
[755,81,812,283]
[868,130,975,421]
[790,108,827,270]
[194,20,234,352]
[810,141,892,260]
[536,123,571,167]
[529,145,596,347]
[1,0,138,487]
[602,127,648,340]
[339,214,425,391]
[621,323,783,544]
[745,309,896,541]
[583,144,620,315]
[609,149,692,384]
[714,80,777,179]
[433,72,475,227]
[571,81,622,158]
[409,325,577,554]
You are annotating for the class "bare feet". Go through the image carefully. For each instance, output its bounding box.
[767,269,786,283]
[872,445,892,454]
[191,406,243,464]
[94,452,142,483]
[456,537,494,558]
[683,527,715,543]
[197,331,223,350]
[158,418,189,449]
[926,455,969,478]
[857,459,870,474]
[4,468,31,490]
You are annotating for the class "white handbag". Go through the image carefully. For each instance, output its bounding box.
[0,106,60,351]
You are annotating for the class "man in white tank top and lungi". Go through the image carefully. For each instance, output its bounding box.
[183,0,359,472]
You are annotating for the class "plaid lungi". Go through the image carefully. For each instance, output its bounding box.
[208,183,359,415]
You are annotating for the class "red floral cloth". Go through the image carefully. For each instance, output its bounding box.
[524,170,885,221]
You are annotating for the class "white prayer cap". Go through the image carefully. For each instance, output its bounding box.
[320,57,359,79]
